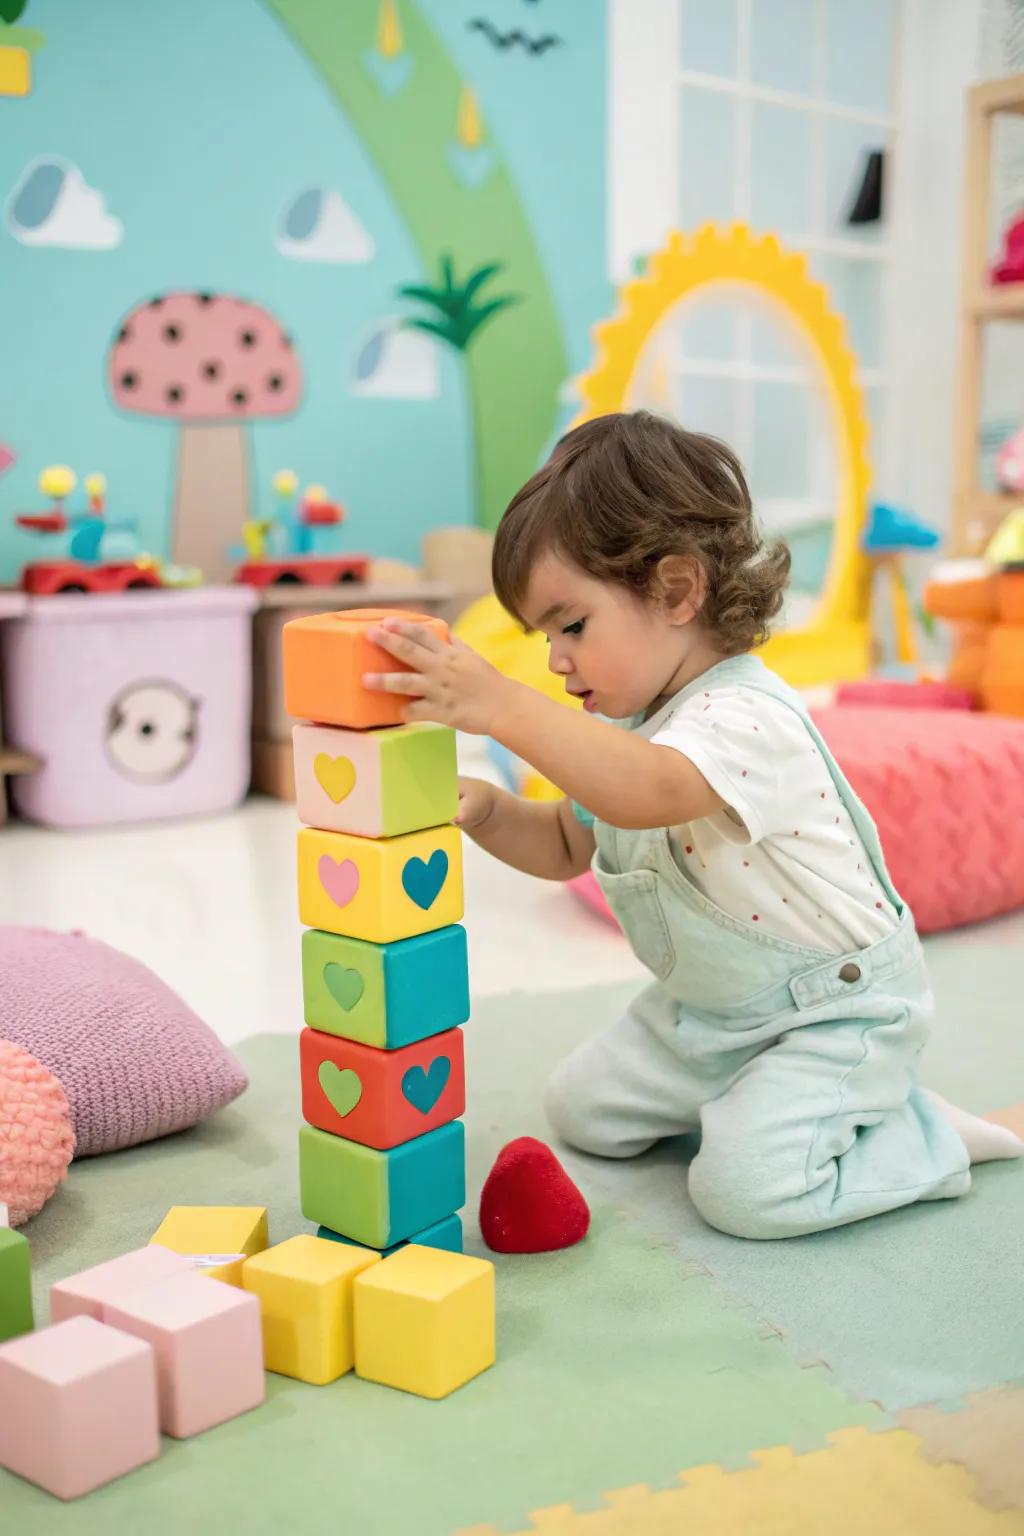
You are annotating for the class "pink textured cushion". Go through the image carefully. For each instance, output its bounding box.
[811,707,1024,933]
[0,928,247,1156]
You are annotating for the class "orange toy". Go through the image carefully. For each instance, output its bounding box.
[924,571,1024,715]
[282,609,450,730]
[299,1026,465,1150]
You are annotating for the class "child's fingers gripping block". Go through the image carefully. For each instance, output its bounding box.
[241,1234,380,1385]
[282,608,451,731]
[293,721,458,839]
[299,1120,465,1250]
[354,1245,495,1399]
[302,925,470,1049]
[0,1317,160,1499]
[300,1026,465,1149]
[297,823,463,944]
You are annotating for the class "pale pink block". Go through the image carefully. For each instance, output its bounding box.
[292,721,391,837]
[50,1243,191,1323]
[104,1270,265,1438]
[0,1316,160,1500]
[292,719,456,838]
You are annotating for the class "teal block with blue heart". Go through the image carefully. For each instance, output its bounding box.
[302,924,470,1048]
[299,1121,465,1249]
[316,1213,463,1258]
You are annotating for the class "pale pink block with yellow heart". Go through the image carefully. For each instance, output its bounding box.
[292,721,457,839]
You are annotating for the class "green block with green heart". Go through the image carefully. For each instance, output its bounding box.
[301,925,470,1049]
[299,1121,466,1250]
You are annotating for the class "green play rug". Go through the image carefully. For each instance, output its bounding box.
[8,929,1024,1531]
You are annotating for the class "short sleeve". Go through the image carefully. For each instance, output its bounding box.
[650,687,810,843]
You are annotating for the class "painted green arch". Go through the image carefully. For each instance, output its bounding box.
[264,0,568,529]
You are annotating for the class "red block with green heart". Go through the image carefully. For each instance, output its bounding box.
[299,1027,465,1150]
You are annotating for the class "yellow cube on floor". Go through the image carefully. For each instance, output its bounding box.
[354,1245,495,1399]
[297,823,463,944]
[149,1207,269,1286]
[242,1235,380,1384]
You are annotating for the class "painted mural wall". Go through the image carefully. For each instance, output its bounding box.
[0,0,608,582]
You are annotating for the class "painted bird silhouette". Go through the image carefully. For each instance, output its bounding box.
[468,20,563,54]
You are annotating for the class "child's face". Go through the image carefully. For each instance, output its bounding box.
[521,550,694,720]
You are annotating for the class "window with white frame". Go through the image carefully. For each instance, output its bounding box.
[610,0,900,621]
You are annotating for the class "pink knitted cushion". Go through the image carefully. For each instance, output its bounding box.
[0,927,248,1156]
[811,707,1024,933]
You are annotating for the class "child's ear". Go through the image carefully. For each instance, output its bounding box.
[654,555,707,625]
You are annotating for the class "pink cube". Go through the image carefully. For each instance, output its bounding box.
[0,1316,160,1499]
[104,1270,265,1438]
[50,1243,190,1323]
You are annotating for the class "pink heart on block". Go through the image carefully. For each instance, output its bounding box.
[318,855,360,908]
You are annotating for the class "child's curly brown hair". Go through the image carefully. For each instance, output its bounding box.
[492,410,791,655]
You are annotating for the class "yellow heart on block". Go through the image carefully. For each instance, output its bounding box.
[314,753,357,804]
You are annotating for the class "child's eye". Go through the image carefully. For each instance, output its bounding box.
[562,619,586,637]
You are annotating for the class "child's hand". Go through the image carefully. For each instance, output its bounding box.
[363,618,511,734]
[455,776,496,831]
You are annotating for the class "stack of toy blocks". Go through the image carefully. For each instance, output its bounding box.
[283,609,471,1260]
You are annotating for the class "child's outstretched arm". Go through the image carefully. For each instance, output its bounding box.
[363,618,725,831]
[457,777,595,880]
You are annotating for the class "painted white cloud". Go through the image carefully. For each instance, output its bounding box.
[278,187,375,264]
[5,158,123,250]
[351,319,439,400]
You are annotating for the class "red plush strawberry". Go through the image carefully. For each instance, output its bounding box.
[479,1136,590,1253]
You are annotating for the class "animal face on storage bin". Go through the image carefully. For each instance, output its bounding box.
[297,824,463,944]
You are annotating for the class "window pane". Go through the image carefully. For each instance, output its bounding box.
[751,381,810,501]
[749,301,805,367]
[673,375,739,443]
[680,0,738,77]
[824,117,887,243]
[680,88,737,226]
[813,253,883,369]
[751,103,813,237]
[674,296,739,363]
[825,0,893,117]
[751,0,817,97]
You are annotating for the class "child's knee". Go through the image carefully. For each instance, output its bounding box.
[687,1140,792,1240]
[544,1056,634,1159]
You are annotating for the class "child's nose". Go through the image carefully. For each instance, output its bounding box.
[548,646,572,676]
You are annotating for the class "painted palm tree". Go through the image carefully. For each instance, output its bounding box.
[263,0,567,529]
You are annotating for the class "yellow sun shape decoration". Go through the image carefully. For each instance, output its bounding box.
[574,224,874,686]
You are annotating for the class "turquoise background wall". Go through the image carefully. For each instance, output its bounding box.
[0,0,608,581]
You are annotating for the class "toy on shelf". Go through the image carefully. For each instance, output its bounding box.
[278,607,494,1398]
[862,501,940,671]
[14,465,199,595]
[991,212,1024,285]
[233,468,370,589]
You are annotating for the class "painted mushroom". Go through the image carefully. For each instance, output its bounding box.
[108,293,302,582]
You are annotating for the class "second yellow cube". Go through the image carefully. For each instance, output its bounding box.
[242,1234,380,1384]
[297,823,463,944]
[354,1244,495,1399]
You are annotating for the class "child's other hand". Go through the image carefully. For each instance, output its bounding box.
[363,618,510,734]
[454,777,496,831]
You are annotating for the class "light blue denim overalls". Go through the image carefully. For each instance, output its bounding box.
[547,654,971,1239]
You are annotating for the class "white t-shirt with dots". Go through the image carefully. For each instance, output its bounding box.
[642,683,900,955]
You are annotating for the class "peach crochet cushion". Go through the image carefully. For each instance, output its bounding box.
[0,926,248,1162]
[0,1040,75,1225]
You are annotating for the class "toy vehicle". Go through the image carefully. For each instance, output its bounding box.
[15,468,186,595]
[232,473,370,589]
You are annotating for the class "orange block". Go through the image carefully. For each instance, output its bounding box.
[283,609,450,730]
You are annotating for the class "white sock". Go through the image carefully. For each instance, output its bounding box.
[925,1090,1024,1164]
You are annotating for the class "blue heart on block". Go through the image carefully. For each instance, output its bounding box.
[401,850,448,910]
[402,1057,451,1114]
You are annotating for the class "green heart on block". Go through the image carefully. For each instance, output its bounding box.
[323,963,365,1013]
[317,1061,363,1118]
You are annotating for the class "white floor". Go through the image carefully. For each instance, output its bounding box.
[0,737,646,1046]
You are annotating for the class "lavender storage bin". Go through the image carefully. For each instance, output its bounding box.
[0,587,257,828]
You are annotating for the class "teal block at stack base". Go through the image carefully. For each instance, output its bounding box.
[302,924,469,1048]
[0,1228,33,1342]
[316,1213,463,1258]
[299,1121,465,1250]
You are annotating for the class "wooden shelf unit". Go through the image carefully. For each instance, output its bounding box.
[954,73,1024,555]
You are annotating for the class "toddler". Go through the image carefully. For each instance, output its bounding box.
[364,410,1022,1239]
